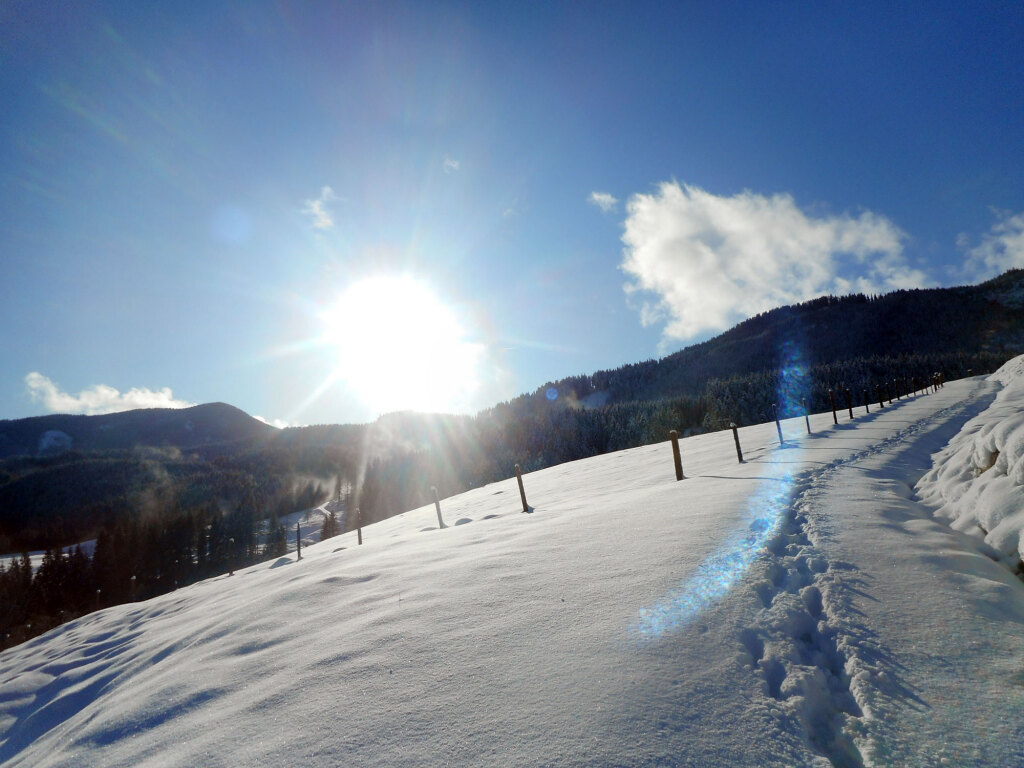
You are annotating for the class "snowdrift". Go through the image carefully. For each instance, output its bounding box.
[917,356,1024,563]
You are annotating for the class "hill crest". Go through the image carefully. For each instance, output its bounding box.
[0,402,276,459]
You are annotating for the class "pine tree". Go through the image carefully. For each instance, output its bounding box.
[320,510,340,541]
[264,520,287,558]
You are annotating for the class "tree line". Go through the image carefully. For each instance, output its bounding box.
[0,494,296,649]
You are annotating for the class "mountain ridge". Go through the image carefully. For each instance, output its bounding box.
[0,402,276,459]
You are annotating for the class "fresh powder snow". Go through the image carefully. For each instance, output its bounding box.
[2,365,1024,766]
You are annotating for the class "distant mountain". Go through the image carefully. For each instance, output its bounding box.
[0,402,277,459]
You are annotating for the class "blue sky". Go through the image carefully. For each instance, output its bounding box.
[2,1,1023,426]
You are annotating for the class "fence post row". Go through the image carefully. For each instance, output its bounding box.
[327,369,951,546]
[669,430,685,480]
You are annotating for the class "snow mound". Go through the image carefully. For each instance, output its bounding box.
[917,354,1024,562]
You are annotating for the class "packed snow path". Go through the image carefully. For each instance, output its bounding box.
[2,376,1024,767]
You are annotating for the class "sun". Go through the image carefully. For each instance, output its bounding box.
[321,275,484,415]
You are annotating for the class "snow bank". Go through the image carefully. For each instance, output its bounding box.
[917,355,1024,562]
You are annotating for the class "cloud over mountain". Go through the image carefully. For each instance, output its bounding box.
[960,210,1024,282]
[25,372,195,415]
[620,182,925,343]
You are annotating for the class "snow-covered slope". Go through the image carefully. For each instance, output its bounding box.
[2,371,1024,767]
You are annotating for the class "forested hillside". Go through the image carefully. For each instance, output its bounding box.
[532,269,1024,407]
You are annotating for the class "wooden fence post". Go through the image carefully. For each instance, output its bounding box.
[772,404,784,446]
[356,508,363,545]
[894,379,900,400]
[862,389,870,414]
[515,464,530,513]
[876,385,884,409]
[296,522,302,560]
[669,430,684,480]
[845,389,853,419]
[730,422,744,463]
[432,486,448,528]
[829,389,838,424]
[802,398,811,434]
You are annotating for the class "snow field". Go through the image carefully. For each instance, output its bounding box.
[1,371,1023,766]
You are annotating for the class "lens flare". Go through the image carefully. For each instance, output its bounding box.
[632,467,796,640]
[777,338,811,440]
[632,341,812,642]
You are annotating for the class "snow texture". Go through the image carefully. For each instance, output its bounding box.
[2,367,1024,767]
[918,357,1024,562]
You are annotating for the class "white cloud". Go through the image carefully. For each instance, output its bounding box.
[588,191,618,213]
[25,372,195,415]
[302,185,338,230]
[502,196,521,219]
[620,181,923,343]
[443,156,460,174]
[959,210,1024,281]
